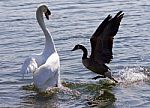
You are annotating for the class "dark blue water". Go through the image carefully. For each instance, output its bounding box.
[0,0,150,107]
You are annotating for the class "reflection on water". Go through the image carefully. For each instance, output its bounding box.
[20,66,150,107]
[0,0,150,107]
[87,90,116,107]
[21,80,117,107]
[22,83,80,97]
[21,93,59,107]
[21,82,81,107]
[85,81,116,107]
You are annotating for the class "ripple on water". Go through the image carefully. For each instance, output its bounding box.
[0,0,150,107]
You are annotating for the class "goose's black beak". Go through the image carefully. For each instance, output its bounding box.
[71,47,76,51]
[71,46,78,51]
[45,9,51,20]
[71,44,81,51]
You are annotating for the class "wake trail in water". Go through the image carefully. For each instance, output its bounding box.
[22,66,149,98]
[22,83,81,97]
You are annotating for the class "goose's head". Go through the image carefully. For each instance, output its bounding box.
[72,44,84,51]
[72,44,88,59]
[39,4,51,20]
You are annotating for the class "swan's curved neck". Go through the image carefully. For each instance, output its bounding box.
[80,45,88,59]
[36,8,56,54]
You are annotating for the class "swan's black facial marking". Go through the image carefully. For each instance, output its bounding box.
[45,9,51,20]
[47,9,51,15]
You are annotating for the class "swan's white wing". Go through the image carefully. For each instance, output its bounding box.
[21,57,38,77]
[33,52,60,91]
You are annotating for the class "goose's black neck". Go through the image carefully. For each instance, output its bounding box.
[80,45,88,59]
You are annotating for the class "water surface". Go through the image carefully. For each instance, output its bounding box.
[0,0,150,107]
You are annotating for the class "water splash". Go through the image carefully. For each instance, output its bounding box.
[117,66,148,84]
[22,83,80,97]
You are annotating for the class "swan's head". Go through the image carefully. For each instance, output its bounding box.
[72,44,84,51]
[38,4,51,20]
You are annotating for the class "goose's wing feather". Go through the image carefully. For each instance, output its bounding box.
[21,57,38,76]
[90,11,124,64]
[90,14,112,58]
[33,52,60,91]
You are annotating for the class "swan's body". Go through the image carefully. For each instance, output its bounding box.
[21,4,61,92]
[72,11,124,83]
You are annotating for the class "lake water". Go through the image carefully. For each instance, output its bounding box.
[0,0,150,107]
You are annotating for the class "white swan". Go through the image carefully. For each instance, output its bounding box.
[21,4,61,92]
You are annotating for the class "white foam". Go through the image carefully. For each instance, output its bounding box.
[117,67,148,83]
[45,86,81,97]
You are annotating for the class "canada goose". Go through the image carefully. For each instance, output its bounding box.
[72,11,124,83]
[21,4,61,92]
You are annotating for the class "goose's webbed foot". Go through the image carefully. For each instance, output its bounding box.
[92,75,106,80]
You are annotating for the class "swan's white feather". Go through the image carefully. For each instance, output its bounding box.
[21,4,61,92]
[21,57,38,75]
[33,52,60,91]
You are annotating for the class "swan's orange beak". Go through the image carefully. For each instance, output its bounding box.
[45,9,51,20]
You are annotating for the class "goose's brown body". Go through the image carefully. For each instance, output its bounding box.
[82,58,108,75]
[72,11,124,83]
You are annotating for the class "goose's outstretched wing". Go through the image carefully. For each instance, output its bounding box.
[90,11,124,64]
[21,57,38,77]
